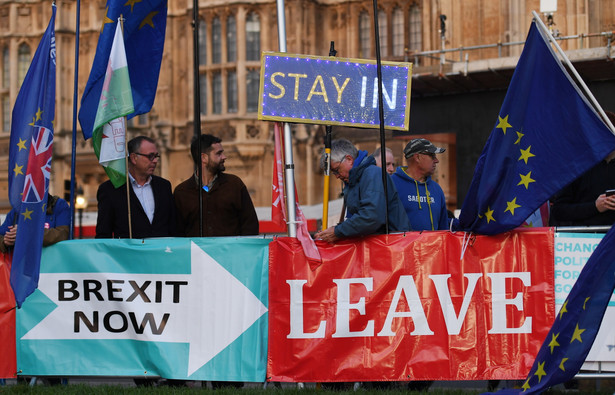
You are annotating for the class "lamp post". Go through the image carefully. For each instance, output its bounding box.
[75,193,87,239]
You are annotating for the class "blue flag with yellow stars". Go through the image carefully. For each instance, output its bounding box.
[483,225,615,394]
[454,21,615,235]
[8,4,56,308]
[79,0,167,139]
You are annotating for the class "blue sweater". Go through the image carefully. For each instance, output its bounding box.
[391,166,449,231]
[335,151,410,238]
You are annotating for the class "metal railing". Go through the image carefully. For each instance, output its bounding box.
[407,31,614,67]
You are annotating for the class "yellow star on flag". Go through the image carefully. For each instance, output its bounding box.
[124,0,142,12]
[521,379,531,391]
[101,6,114,33]
[496,115,512,135]
[484,207,495,223]
[504,197,521,215]
[519,146,535,164]
[35,107,43,121]
[21,208,33,220]
[559,357,569,371]
[518,171,535,189]
[571,324,585,343]
[139,10,159,29]
[514,130,524,144]
[28,116,36,127]
[13,163,24,176]
[583,297,590,310]
[534,361,547,382]
[548,333,560,353]
[559,300,568,319]
[17,138,27,151]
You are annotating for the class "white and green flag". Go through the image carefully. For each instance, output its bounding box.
[92,23,134,188]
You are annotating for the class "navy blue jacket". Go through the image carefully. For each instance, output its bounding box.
[334,151,410,238]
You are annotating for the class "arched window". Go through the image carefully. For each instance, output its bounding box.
[227,15,237,62]
[392,8,404,57]
[246,12,260,61]
[359,12,371,58]
[378,10,387,57]
[199,74,207,115]
[18,43,30,85]
[1,46,8,132]
[246,69,259,112]
[2,97,9,132]
[212,17,222,64]
[212,72,222,114]
[198,20,207,65]
[227,70,237,113]
[408,4,422,52]
[2,46,9,89]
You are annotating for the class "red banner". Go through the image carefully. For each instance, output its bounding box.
[0,252,16,378]
[268,229,555,382]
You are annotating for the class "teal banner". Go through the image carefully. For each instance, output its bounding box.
[16,238,269,381]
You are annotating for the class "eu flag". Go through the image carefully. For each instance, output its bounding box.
[78,0,167,139]
[483,225,615,395]
[8,4,56,308]
[455,22,615,235]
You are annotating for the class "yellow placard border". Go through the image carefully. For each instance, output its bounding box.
[258,51,413,131]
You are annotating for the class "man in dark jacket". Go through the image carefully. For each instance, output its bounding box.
[550,111,615,227]
[315,139,410,243]
[174,134,259,237]
[96,135,175,239]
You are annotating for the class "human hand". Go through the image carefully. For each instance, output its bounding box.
[315,226,339,244]
[596,194,615,212]
[3,225,17,246]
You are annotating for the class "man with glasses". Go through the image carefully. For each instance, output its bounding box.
[315,138,409,243]
[391,138,449,231]
[96,135,176,239]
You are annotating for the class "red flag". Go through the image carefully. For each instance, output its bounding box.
[272,123,322,268]
[272,123,286,229]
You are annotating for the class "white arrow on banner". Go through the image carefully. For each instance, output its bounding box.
[22,241,268,376]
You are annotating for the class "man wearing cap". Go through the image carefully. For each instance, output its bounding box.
[391,138,449,231]
[315,138,409,243]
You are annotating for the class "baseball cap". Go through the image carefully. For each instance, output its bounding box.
[403,138,446,158]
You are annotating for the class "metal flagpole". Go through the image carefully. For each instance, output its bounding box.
[276,0,297,237]
[372,0,390,234]
[119,15,132,239]
[69,0,81,240]
[192,0,204,236]
[531,10,615,135]
[321,41,337,230]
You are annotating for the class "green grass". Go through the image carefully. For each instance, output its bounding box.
[1,382,615,395]
[1,378,615,394]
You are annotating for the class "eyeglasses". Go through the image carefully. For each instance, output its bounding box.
[330,163,341,176]
[420,152,437,160]
[134,152,160,161]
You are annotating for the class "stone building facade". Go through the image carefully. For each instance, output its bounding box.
[1,0,614,219]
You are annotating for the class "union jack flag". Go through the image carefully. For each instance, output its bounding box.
[22,126,53,203]
[8,4,56,308]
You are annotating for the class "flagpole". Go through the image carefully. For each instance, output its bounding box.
[118,15,132,239]
[192,0,203,237]
[532,10,615,135]
[321,42,337,230]
[372,0,390,234]
[276,0,297,238]
[69,0,79,240]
